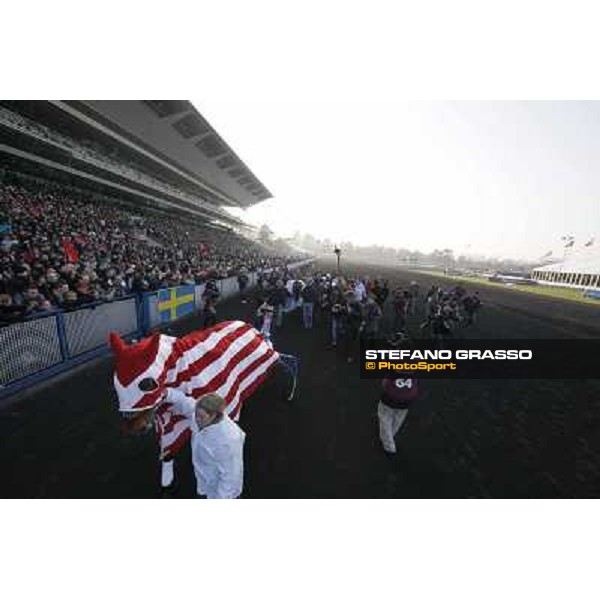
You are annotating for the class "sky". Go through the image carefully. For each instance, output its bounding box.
[158,6,591,264]
[200,99,600,263]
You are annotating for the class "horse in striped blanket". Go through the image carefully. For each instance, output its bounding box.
[110,320,295,485]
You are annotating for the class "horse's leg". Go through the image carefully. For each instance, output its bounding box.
[161,460,174,487]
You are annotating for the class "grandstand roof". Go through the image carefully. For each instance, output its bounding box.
[533,254,600,275]
[49,100,272,208]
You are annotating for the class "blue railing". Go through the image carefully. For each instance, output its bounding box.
[0,294,140,400]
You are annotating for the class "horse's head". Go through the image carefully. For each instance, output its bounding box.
[109,331,177,412]
[120,409,155,435]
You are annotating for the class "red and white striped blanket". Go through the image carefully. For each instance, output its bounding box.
[110,320,279,460]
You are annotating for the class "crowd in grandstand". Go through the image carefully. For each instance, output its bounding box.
[0,179,306,323]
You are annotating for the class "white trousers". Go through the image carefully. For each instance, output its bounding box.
[377,402,408,453]
[261,314,273,337]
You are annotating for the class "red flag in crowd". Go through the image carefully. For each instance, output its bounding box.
[62,238,79,263]
[22,248,36,264]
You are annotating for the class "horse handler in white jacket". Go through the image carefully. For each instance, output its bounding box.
[166,390,246,499]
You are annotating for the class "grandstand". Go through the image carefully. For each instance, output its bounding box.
[0,100,271,227]
[0,100,311,400]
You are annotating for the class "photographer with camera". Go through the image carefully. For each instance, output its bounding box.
[254,299,275,344]
[237,267,249,304]
[345,289,363,363]
[329,286,348,348]
[267,280,289,328]
[301,278,317,328]
[201,279,220,327]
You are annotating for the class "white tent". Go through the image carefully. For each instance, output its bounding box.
[532,255,600,289]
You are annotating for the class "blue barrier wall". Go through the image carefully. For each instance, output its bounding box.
[0,315,63,386]
[0,296,139,400]
[63,298,138,357]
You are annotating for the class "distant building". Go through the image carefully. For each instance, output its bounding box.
[531,256,600,289]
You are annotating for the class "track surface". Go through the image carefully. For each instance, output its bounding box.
[1,258,599,498]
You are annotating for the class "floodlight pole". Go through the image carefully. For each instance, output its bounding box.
[334,246,342,274]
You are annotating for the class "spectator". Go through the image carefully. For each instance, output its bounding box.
[161,389,246,498]
[330,287,348,348]
[254,300,275,343]
[0,178,309,323]
[0,293,26,323]
[362,295,383,341]
[237,267,249,303]
[301,279,316,329]
[373,278,390,308]
[345,290,363,362]
[267,280,288,328]
[201,280,220,327]
[377,333,421,456]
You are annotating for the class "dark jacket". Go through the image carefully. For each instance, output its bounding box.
[301,284,316,303]
[381,376,421,409]
[267,286,288,307]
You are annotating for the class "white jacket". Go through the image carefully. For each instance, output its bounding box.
[354,281,367,301]
[165,389,246,498]
[192,416,246,499]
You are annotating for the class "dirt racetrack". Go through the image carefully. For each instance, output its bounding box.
[1,258,599,498]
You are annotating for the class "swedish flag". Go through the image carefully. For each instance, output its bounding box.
[158,285,196,323]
